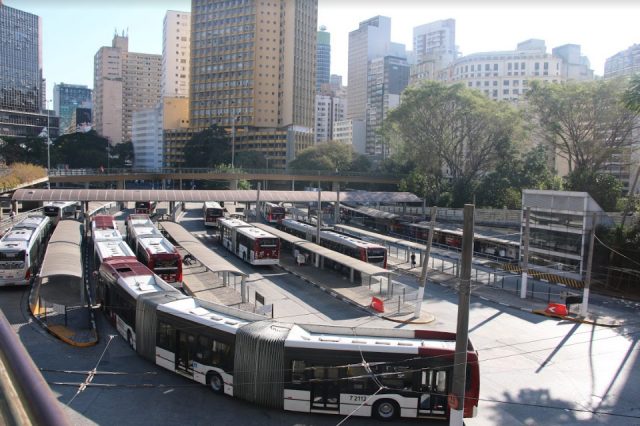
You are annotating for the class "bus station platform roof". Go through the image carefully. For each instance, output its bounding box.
[12,189,421,204]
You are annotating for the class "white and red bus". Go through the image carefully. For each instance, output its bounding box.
[134,201,157,214]
[0,216,53,286]
[202,201,226,228]
[262,202,286,223]
[91,214,117,232]
[218,218,280,266]
[279,219,387,268]
[96,259,481,422]
[126,214,182,282]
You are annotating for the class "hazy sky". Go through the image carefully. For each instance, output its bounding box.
[5,0,639,101]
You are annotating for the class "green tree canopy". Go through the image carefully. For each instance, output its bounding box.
[53,131,110,168]
[0,136,48,166]
[526,79,639,174]
[183,125,230,168]
[289,141,355,172]
[564,168,622,211]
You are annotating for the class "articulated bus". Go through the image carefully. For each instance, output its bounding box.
[262,202,286,223]
[43,201,78,225]
[0,216,53,286]
[126,214,182,282]
[202,202,226,228]
[134,201,157,215]
[95,255,480,421]
[218,218,280,265]
[279,219,387,268]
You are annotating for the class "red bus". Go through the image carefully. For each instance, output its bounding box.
[262,202,286,223]
[126,214,182,282]
[203,201,225,227]
[218,218,280,265]
[135,201,157,214]
[91,214,116,232]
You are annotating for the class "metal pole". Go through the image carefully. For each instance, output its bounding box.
[316,189,321,244]
[231,118,236,169]
[334,183,340,224]
[414,206,436,317]
[450,204,474,426]
[46,103,51,189]
[520,207,530,299]
[580,213,597,317]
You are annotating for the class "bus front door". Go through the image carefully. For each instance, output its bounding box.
[175,331,195,376]
[417,369,448,417]
[310,367,340,412]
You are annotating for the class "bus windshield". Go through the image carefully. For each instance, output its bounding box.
[258,238,278,248]
[135,202,150,209]
[43,206,59,216]
[366,248,386,261]
[0,251,26,262]
[206,208,224,217]
[154,258,179,268]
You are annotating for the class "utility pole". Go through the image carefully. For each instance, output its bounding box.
[334,183,340,225]
[316,188,321,244]
[414,206,437,317]
[449,204,474,426]
[580,213,597,318]
[520,207,530,299]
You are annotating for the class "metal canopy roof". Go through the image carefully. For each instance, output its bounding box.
[159,221,247,277]
[12,189,421,204]
[38,220,84,306]
[334,224,427,251]
[253,223,391,277]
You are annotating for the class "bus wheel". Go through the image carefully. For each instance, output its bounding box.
[207,372,224,394]
[372,399,399,421]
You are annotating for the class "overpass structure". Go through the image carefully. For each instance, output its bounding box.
[47,167,403,187]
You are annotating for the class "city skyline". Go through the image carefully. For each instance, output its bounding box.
[4,0,640,102]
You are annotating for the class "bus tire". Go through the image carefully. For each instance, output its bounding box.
[372,399,399,421]
[207,372,224,394]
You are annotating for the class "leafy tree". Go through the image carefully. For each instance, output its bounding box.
[0,136,48,166]
[183,125,230,168]
[564,168,622,211]
[289,141,354,172]
[235,151,267,169]
[386,81,522,207]
[53,131,110,168]
[622,73,640,113]
[526,79,639,174]
[398,170,449,206]
[110,141,134,167]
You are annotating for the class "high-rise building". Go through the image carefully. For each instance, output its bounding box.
[316,26,331,92]
[315,93,345,143]
[189,0,317,168]
[162,11,191,98]
[93,33,162,144]
[366,55,409,157]
[53,83,92,134]
[410,19,457,85]
[0,3,59,139]
[604,44,640,80]
[552,44,594,81]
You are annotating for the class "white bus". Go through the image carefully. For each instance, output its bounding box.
[203,202,225,228]
[0,216,53,286]
[43,201,78,224]
[218,218,280,265]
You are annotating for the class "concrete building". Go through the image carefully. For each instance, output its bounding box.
[316,26,331,92]
[552,44,594,81]
[333,119,365,153]
[189,0,317,168]
[93,33,162,145]
[365,55,409,157]
[132,105,163,169]
[69,108,92,133]
[447,40,593,102]
[0,3,59,139]
[53,83,92,134]
[604,44,640,80]
[410,19,456,85]
[315,93,346,143]
[162,11,190,98]
[347,16,405,122]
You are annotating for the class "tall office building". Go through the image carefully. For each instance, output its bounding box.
[162,11,191,97]
[0,3,59,139]
[366,55,409,157]
[53,83,92,134]
[316,26,331,92]
[93,33,162,144]
[604,44,640,80]
[189,0,317,168]
[315,93,345,143]
[410,19,456,84]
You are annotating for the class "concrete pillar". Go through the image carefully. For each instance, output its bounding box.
[117,180,125,189]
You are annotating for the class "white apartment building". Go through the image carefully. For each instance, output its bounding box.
[315,94,346,143]
[132,104,163,169]
[162,11,191,98]
[333,119,365,153]
[604,44,640,80]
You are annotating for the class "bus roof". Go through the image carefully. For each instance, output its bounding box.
[285,324,457,354]
[236,226,278,240]
[93,228,124,243]
[103,259,179,298]
[95,240,135,262]
[203,201,223,209]
[92,215,115,230]
[158,298,256,334]
[13,216,49,230]
[219,217,252,229]
[137,236,177,255]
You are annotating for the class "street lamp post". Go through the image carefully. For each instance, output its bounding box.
[46,100,51,189]
[231,116,239,169]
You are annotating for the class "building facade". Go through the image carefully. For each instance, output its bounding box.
[410,19,456,85]
[93,33,162,144]
[132,105,163,169]
[604,44,640,80]
[315,93,345,143]
[53,83,92,134]
[333,119,365,153]
[316,26,331,92]
[189,0,317,168]
[162,11,191,98]
[365,55,409,157]
[0,3,59,139]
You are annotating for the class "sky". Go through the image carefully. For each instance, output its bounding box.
[5,0,640,102]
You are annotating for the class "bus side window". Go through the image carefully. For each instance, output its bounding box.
[347,365,368,391]
[291,360,306,384]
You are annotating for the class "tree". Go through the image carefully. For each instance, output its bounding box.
[53,131,109,168]
[386,81,522,206]
[526,79,639,174]
[183,125,230,168]
[622,73,640,113]
[289,141,355,172]
[564,169,622,211]
[0,136,48,166]
[110,141,134,167]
